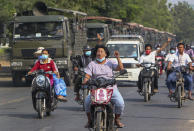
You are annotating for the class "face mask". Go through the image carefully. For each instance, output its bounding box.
[170,50,176,54]
[145,50,151,55]
[96,57,105,62]
[41,54,48,59]
[85,51,91,56]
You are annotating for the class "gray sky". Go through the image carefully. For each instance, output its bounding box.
[168,0,194,5]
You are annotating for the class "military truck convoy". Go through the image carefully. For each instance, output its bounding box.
[5,2,176,86]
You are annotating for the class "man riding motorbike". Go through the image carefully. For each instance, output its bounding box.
[185,44,194,61]
[167,43,193,100]
[165,47,176,77]
[28,49,67,101]
[73,45,92,101]
[137,38,172,93]
[82,44,125,128]
[155,44,166,75]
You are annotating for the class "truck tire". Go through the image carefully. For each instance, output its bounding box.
[12,72,22,87]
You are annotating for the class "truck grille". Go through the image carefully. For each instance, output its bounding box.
[123,63,137,68]
[117,72,132,78]
[21,48,56,58]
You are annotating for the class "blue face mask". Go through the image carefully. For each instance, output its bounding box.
[85,51,91,56]
[41,54,48,59]
[96,57,105,62]
[170,50,176,54]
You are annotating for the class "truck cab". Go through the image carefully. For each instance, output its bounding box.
[86,23,109,47]
[106,35,144,83]
[10,15,71,86]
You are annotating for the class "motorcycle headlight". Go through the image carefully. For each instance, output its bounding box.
[36,75,45,87]
[145,64,151,68]
[175,72,181,79]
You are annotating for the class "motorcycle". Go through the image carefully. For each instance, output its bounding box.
[169,66,190,108]
[139,63,157,102]
[70,56,89,110]
[155,55,165,76]
[86,69,127,131]
[27,70,58,119]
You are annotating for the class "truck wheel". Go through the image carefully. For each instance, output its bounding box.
[12,72,22,87]
[64,71,70,86]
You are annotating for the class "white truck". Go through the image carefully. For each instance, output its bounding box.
[106,35,144,83]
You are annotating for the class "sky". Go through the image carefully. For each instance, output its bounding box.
[168,0,194,5]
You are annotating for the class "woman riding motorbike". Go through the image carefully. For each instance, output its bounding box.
[28,49,67,101]
[82,44,125,128]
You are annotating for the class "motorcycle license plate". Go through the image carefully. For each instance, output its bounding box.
[95,89,108,103]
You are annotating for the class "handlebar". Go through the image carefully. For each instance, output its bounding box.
[26,70,54,77]
[85,69,127,88]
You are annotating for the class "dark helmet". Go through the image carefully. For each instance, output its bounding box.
[83,45,91,51]
[155,44,161,49]
[186,44,191,48]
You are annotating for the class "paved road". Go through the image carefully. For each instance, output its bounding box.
[0,75,194,131]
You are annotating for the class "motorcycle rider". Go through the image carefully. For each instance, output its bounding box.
[155,44,166,75]
[167,42,193,100]
[165,47,176,77]
[73,45,92,101]
[137,38,172,93]
[34,47,59,72]
[28,49,67,101]
[82,44,125,128]
[185,44,194,60]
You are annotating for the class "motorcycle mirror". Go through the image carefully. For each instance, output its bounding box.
[70,56,74,61]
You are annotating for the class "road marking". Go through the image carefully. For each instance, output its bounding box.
[0,96,29,106]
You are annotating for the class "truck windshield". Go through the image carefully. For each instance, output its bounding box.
[107,44,138,58]
[14,22,63,39]
[87,28,104,40]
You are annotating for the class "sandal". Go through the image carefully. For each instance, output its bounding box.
[188,97,194,101]
[84,122,92,128]
[57,95,67,102]
[115,121,125,128]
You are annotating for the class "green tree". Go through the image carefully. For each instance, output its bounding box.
[171,1,194,42]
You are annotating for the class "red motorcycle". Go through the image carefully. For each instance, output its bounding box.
[87,69,127,131]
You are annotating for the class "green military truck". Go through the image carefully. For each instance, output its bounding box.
[86,23,109,47]
[85,16,125,48]
[10,2,87,86]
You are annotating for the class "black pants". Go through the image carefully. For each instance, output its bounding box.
[74,75,82,93]
[137,69,158,90]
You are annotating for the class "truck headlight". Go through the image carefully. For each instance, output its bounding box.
[56,60,67,65]
[11,62,23,66]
